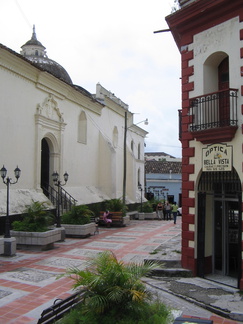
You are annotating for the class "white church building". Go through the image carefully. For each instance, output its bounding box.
[0,27,148,217]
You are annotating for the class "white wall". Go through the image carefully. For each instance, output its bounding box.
[0,46,147,214]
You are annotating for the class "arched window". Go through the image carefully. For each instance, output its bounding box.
[193,52,230,128]
[137,168,141,187]
[78,111,87,144]
[113,126,118,148]
[131,140,134,152]
[203,52,228,94]
[138,143,141,160]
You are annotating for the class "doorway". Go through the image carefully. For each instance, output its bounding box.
[41,138,50,191]
[218,57,230,124]
[198,169,242,288]
[214,199,239,278]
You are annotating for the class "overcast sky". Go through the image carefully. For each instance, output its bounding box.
[0,0,182,157]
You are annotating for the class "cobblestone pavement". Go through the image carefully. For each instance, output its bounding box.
[0,217,242,323]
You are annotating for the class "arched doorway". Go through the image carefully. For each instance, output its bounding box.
[218,57,230,124]
[41,138,50,191]
[197,169,242,288]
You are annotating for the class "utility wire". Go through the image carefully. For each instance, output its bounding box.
[14,0,32,29]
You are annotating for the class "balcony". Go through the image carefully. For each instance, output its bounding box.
[189,89,238,144]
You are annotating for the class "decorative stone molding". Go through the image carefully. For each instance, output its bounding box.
[36,94,64,122]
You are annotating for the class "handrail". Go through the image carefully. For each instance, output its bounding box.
[42,184,77,215]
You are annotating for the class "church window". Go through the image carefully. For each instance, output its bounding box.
[78,111,87,144]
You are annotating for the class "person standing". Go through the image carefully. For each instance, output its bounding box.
[156,201,164,220]
[165,202,171,220]
[171,202,179,224]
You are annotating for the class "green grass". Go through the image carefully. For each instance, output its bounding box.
[149,250,158,255]
[172,250,181,254]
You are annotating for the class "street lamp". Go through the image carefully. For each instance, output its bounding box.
[0,165,21,238]
[138,183,143,213]
[122,111,148,205]
[52,171,69,228]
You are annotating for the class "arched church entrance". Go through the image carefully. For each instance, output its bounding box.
[41,138,50,191]
[197,168,242,288]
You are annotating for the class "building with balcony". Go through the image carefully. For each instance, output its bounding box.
[166,0,243,289]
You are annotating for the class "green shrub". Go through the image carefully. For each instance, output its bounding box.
[104,198,127,216]
[142,201,153,213]
[61,205,94,225]
[12,201,54,232]
[60,300,169,324]
[59,251,169,323]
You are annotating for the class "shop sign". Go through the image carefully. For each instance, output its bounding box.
[202,143,232,172]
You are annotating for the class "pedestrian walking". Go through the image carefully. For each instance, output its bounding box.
[171,202,179,224]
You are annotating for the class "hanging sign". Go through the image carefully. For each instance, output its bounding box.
[202,143,232,172]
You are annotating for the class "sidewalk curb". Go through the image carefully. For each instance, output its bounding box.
[145,280,243,322]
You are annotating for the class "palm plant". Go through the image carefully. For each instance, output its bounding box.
[12,200,54,232]
[61,251,158,318]
[142,201,154,213]
[61,205,94,225]
[104,198,127,216]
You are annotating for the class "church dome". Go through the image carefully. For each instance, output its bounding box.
[21,26,72,84]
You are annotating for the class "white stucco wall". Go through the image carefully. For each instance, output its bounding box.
[0,45,147,215]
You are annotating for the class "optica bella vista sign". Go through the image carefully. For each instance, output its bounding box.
[202,143,232,172]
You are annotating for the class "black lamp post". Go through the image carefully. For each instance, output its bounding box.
[0,165,21,238]
[52,171,69,228]
[138,183,143,213]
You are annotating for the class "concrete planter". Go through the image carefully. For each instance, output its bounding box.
[62,223,96,237]
[138,212,145,220]
[10,228,62,251]
[144,212,157,220]
[122,215,130,226]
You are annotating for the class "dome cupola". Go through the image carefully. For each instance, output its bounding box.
[21,26,72,84]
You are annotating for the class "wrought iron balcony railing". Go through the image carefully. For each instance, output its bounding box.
[189,89,238,132]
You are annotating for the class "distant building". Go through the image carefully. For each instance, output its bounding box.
[145,152,181,162]
[145,156,182,206]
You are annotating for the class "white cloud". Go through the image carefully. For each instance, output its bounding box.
[0,0,182,157]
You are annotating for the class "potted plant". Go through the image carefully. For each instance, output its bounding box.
[143,201,156,220]
[60,251,170,323]
[102,198,130,226]
[10,201,61,251]
[61,205,97,237]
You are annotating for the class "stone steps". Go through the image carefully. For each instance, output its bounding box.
[145,258,193,277]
